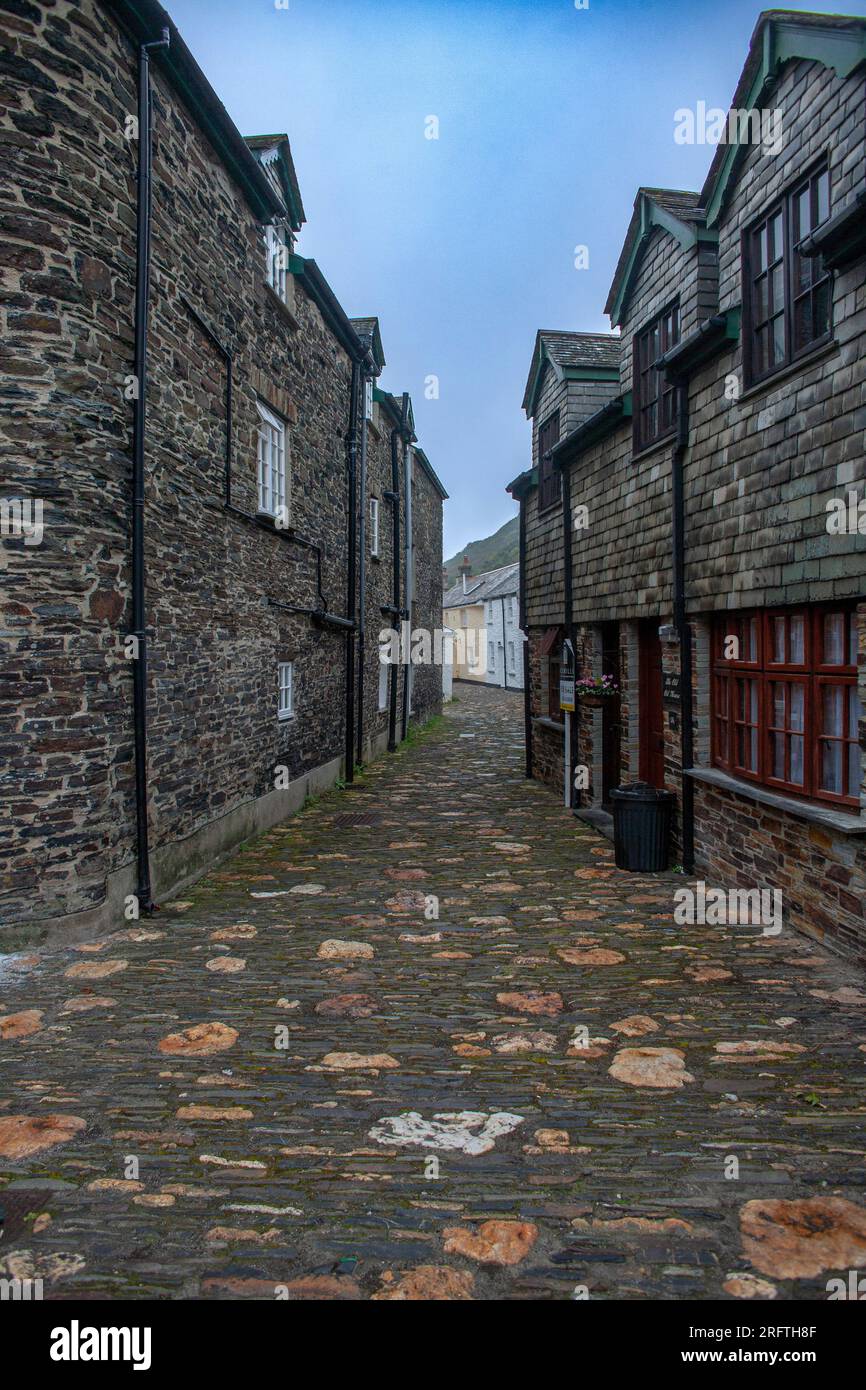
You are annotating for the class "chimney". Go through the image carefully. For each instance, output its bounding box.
[459,555,471,595]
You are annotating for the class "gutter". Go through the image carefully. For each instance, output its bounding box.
[550,394,630,467]
[289,255,366,362]
[659,309,740,381]
[800,189,866,270]
[106,0,282,224]
[129,24,170,916]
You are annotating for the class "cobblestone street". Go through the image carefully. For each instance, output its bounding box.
[2,683,865,1301]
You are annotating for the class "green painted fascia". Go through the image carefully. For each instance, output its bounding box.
[561,366,620,383]
[725,306,741,341]
[621,391,633,417]
[609,197,714,328]
[705,18,866,228]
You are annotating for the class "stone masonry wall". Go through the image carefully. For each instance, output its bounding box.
[0,0,443,937]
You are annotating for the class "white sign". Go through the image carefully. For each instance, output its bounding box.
[559,677,575,712]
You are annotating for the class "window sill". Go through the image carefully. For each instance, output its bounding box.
[738,338,839,403]
[278,712,295,723]
[631,430,676,466]
[537,500,563,518]
[686,765,866,836]
[533,716,564,735]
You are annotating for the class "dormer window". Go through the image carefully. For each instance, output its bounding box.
[633,301,679,452]
[265,222,289,302]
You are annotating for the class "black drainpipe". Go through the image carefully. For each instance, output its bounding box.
[130,26,169,915]
[518,495,532,779]
[387,425,401,752]
[356,369,370,765]
[672,381,695,873]
[400,395,412,743]
[560,455,577,808]
[344,357,361,784]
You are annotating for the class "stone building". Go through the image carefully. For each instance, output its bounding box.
[0,0,445,941]
[510,10,866,965]
[442,561,523,690]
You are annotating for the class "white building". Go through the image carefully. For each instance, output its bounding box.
[442,561,522,691]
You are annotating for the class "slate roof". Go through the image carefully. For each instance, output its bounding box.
[604,188,703,321]
[443,562,519,609]
[522,331,620,413]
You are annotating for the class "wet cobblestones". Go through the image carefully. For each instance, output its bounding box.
[1,684,865,1300]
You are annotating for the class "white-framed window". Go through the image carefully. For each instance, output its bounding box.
[488,640,495,672]
[378,653,389,711]
[257,400,287,523]
[508,641,516,671]
[265,222,288,301]
[364,378,374,421]
[461,610,469,628]
[278,661,294,720]
[370,497,380,557]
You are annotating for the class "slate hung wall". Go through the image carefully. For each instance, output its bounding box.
[512,12,866,966]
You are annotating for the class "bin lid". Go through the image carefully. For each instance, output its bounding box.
[610,781,675,803]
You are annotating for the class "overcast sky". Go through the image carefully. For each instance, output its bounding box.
[167,0,866,558]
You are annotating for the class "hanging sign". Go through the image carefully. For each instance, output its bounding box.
[559,676,575,712]
[663,672,681,705]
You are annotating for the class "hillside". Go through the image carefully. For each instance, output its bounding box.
[443,515,519,586]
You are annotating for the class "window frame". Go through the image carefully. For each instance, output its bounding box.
[743,158,833,387]
[256,400,288,524]
[711,605,860,808]
[369,496,380,557]
[537,410,561,512]
[633,299,680,453]
[265,222,289,302]
[278,661,294,721]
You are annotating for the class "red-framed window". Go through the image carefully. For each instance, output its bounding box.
[633,301,680,452]
[712,606,861,808]
[743,160,832,386]
[538,411,561,511]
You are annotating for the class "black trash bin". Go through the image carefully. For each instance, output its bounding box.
[610,782,674,872]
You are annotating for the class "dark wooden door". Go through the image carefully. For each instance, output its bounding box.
[600,622,621,809]
[639,621,665,788]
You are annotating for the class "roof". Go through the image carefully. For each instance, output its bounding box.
[443,562,519,609]
[349,317,386,372]
[701,11,866,227]
[104,0,284,223]
[522,330,620,416]
[605,188,706,327]
[245,135,305,231]
[413,445,449,501]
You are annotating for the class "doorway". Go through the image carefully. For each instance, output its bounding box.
[639,620,665,788]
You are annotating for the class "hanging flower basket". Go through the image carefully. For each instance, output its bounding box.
[576,675,620,706]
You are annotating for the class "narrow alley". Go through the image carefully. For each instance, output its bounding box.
[1,684,865,1301]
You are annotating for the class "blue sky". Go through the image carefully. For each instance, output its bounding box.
[167,0,866,557]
